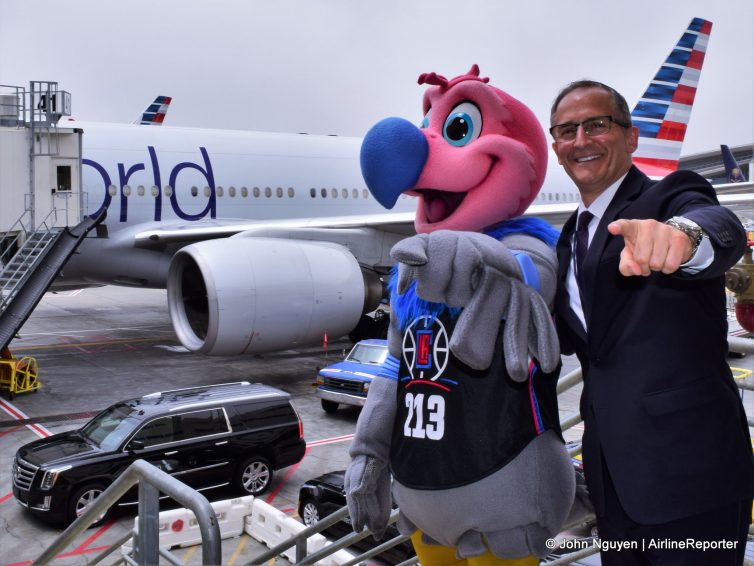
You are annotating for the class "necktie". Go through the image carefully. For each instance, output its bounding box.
[575,210,594,282]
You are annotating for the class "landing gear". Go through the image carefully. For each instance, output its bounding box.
[349,310,389,343]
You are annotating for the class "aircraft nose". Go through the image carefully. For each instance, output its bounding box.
[360,117,428,209]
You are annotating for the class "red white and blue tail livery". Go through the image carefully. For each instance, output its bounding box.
[136,95,172,125]
[631,17,712,177]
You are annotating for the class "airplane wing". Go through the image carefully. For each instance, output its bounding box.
[133,203,580,250]
[133,212,418,249]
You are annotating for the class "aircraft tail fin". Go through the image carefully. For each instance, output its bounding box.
[631,17,712,177]
[721,144,747,182]
[135,96,172,125]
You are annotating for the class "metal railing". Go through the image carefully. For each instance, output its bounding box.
[245,505,415,566]
[244,350,754,566]
[33,459,221,566]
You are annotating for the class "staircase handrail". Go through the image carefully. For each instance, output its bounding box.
[0,206,34,268]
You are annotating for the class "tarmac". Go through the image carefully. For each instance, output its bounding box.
[0,285,752,565]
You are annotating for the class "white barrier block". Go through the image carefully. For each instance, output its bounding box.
[243,501,351,563]
[128,495,254,549]
[246,498,290,550]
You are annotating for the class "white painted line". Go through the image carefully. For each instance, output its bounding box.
[306,434,354,448]
[0,399,52,438]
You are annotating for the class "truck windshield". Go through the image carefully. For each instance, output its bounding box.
[346,344,388,365]
[79,403,142,451]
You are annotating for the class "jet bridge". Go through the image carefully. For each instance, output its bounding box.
[0,81,101,355]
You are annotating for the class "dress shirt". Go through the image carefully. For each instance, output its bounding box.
[567,174,714,330]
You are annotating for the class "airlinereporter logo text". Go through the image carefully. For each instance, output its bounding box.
[546,537,738,552]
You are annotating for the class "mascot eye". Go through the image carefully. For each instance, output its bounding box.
[442,102,482,147]
[420,108,432,129]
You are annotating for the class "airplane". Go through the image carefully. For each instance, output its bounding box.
[134,96,173,126]
[721,144,748,183]
[50,16,748,358]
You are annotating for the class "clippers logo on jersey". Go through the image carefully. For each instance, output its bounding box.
[402,315,450,385]
[416,330,433,369]
[632,17,712,176]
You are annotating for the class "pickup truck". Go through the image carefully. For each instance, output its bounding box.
[315,339,388,413]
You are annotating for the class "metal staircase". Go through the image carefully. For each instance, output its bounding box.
[0,209,105,352]
[0,229,61,310]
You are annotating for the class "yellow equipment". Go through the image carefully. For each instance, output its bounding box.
[0,348,39,399]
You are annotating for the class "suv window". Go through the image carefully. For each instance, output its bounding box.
[80,403,143,451]
[175,408,229,440]
[228,401,296,430]
[132,408,229,448]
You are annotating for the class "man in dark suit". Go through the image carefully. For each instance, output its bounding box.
[551,80,754,565]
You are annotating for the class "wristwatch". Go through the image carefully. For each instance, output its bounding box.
[664,216,704,260]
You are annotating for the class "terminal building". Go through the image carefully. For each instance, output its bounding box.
[680,144,753,185]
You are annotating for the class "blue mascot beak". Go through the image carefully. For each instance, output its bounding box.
[360,117,429,209]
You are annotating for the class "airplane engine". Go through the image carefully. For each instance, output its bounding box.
[166,237,383,355]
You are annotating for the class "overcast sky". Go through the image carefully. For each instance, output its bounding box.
[0,0,751,157]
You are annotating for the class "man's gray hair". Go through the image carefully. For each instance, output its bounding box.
[550,80,632,126]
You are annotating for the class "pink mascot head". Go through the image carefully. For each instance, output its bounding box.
[361,65,548,234]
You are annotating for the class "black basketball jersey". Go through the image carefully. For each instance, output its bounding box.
[389,312,562,489]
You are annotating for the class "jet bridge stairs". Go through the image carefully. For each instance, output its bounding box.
[0,209,105,352]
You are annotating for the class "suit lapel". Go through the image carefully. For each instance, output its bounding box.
[555,211,587,343]
[580,166,648,327]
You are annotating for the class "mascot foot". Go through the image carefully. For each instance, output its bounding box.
[410,531,539,566]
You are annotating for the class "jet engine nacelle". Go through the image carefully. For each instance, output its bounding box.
[166,237,382,355]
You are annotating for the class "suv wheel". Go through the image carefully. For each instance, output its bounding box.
[237,456,273,495]
[299,498,323,526]
[321,399,339,413]
[68,483,109,527]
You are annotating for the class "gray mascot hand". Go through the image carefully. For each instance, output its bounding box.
[345,369,398,540]
[344,455,392,539]
[391,231,559,379]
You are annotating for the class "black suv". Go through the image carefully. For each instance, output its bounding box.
[12,382,305,526]
[298,470,415,564]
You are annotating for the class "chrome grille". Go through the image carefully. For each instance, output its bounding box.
[12,456,38,491]
[323,376,363,395]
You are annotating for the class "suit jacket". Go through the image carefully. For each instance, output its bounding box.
[555,165,754,524]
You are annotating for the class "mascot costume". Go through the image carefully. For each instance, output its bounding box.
[344,66,576,565]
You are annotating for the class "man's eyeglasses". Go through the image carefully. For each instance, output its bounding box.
[549,116,631,142]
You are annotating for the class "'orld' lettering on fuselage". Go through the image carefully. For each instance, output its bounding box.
[83,146,217,222]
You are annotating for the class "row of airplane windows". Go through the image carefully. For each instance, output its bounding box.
[102,184,574,203]
[104,185,373,200]
[537,191,579,202]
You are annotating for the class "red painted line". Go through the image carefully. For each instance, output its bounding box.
[57,545,110,559]
[0,492,13,504]
[0,399,26,420]
[0,424,23,438]
[70,519,115,554]
[1,543,111,566]
[0,399,52,438]
[265,447,309,505]
[28,423,51,438]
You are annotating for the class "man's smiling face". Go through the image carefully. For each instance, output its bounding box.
[551,87,638,206]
